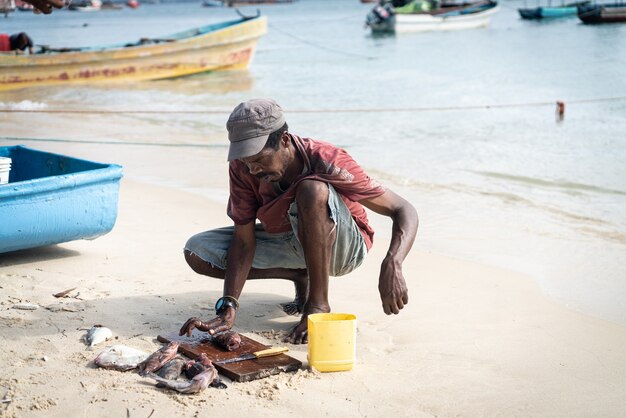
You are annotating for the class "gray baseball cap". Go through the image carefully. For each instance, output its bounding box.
[226,98,285,161]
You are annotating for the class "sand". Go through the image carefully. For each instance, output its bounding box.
[1,141,626,418]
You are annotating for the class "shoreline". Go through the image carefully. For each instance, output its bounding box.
[1,135,625,326]
[1,145,626,416]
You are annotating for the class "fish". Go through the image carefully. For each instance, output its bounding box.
[94,345,150,371]
[137,341,179,376]
[184,353,228,389]
[85,325,113,348]
[184,353,212,379]
[213,331,242,351]
[148,365,218,394]
[157,356,187,380]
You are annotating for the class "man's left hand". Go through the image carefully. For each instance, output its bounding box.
[378,257,409,315]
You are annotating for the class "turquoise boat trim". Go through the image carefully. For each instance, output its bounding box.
[540,6,578,17]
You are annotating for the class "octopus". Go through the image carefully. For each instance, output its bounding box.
[213,331,242,351]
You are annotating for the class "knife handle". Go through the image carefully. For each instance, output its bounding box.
[253,346,289,358]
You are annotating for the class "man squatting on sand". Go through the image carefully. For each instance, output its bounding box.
[179,99,418,344]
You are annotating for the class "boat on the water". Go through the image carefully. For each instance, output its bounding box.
[577,2,626,23]
[0,146,123,254]
[223,0,293,5]
[0,15,267,91]
[101,0,124,10]
[68,0,102,11]
[518,0,589,19]
[15,0,34,11]
[366,0,499,33]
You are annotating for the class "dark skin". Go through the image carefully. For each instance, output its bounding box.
[180,132,418,344]
[19,0,65,13]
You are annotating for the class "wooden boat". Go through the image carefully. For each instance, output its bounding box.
[366,0,499,33]
[518,1,589,19]
[0,146,123,254]
[0,15,267,91]
[577,2,626,22]
[202,0,224,6]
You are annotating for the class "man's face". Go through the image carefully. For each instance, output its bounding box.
[240,145,289,184]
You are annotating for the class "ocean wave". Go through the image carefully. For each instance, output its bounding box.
[0,101,48,111]
[470,170,626,197]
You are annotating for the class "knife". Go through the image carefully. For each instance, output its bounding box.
[215,346,289,365]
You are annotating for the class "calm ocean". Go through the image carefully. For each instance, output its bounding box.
[2,0,625,324]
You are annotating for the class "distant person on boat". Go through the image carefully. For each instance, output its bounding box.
[0,33,34,54]
[179,98,418,345]
[15,0,64,13]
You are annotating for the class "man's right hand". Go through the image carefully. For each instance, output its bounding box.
[178,307,236,337]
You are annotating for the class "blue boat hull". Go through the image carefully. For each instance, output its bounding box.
[0,145,123,254]
[519,6,579,19]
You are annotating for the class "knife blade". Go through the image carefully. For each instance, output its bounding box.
[215,346,289,365]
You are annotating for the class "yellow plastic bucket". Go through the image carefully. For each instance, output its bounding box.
[307,313,357,372]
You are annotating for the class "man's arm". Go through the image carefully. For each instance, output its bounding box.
[360,189,418,315]
[222,221,256,301]
[179,221,256,337]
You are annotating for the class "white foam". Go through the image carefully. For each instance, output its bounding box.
[0,101,48,111]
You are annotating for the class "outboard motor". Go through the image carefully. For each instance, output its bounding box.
[365,3,396,33]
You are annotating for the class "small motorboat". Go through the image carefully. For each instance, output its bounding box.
[518,1,590,19]
[366,0,499,33]
[577,2,626,23]
[0,15,267,90]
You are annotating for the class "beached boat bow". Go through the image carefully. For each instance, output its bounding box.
[0,15,267,91]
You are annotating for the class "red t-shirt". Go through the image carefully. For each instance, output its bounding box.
[227,134,386,250]
[0,34,11,52]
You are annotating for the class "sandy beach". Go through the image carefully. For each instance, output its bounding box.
[1,141,625,418]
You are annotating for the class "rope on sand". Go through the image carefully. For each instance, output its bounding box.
[1,95,625,115]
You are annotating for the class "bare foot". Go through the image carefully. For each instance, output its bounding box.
[280,275,308,316]
[280,299,304,316]
[283,304,330,345]
[284,317,309,344]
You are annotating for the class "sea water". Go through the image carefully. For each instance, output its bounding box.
[1,0,625,324]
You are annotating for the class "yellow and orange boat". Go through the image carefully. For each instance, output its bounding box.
[0,15,267,91]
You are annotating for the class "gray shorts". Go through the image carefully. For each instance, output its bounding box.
[185,184,367,277]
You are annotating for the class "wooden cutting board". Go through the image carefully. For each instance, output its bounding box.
[157,330,302,382]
